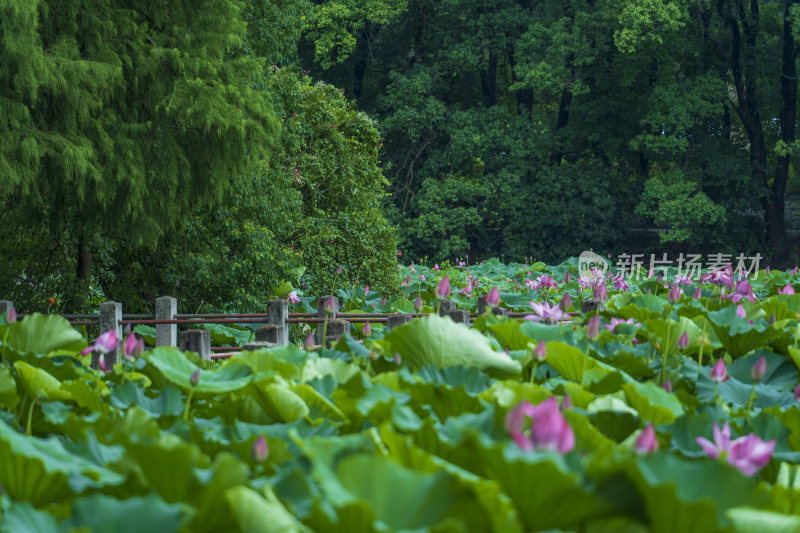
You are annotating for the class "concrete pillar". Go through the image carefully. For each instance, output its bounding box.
[317,318,349,347]
[266,299,288,346]
[581,298,604,315]
[444,309,470,325]
[180,330,211,361]
[438,299,455,316]
[155,296,178,347]
[387,314,413,330]
[0,301,13,318]
[96,301,122,369]
[255,324,284,345]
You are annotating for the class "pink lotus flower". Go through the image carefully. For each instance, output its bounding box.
[98,354,107,372]
[419,274,425,281]
[693,287,702,299]
[505,397,575,454]
[287,291,301,305]
[605,317,640,333]
[695,423,775,476]
[663,379,672,392]
[710,359,729,383]
[485,287,500,308]
[437,276,451,300]
[594,283,607,303]
[728,280,756,304]
[586,314,600,341]
[524,301,565,324]
[676,331,689,351]
[362,321,372,337]
[612,273,629,291]
[533,340,547,361]
[564,272,571,283]
[81,330,118,356]
[779,284,795,295]
[323,297,336,315]
[667,283,681,304]
[635,423,658,454]
[433,263,439,271]
[414,296,423,312]
[123,332,145,361]
[252,435,269,463]
[6,306,16,324]
[559,293,572,311]
[364,286,369,296]
[736,304,747,319]
[751,356,767,382]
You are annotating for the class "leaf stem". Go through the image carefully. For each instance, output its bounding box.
[183,389,195,421]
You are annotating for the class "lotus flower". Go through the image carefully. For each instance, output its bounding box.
[252,435,269,463]
[287,291,301,304]
[564,272,571,283]
[362,321,372,337]
[559,293,572,312]
[505,397,575,454]
[81,330,118,356]
[364,285,369,297]
[485,287,500,309]
[676,331,689,351]
[736,304,747,319]
[710,359,729,383]
[6,306,16,324]
[612,273,629,291]
[594,283,607,303]
[728,280,756,304]
[695,423,775,476]
[667,283,681,304]
[693,287,702,299]
[304,333,315,351]
[635,424,658,454]
[751,356,767,382]
[533,340,547,361]
[123,332,145,361]
[437,276,451,300]
[663,379,672,393]
[586,314,600,341]
[779,284,795,295]
[323,297,336,315]
[433,263,439,271]
[98,354,107,372]
[524,301,565,324]
[414,296,423,312]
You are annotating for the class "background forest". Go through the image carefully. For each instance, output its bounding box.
[3,0,800,312]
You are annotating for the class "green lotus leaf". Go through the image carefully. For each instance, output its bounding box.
[623,381,684,424]
[234,345,307,380]
[0,501,59,533]
[248,380,310,423]
[384,314,521,376]
[725,508,800,533]
[706,306,781,357]
[13,361,71,402]
[545,341,628,393]
[1,313,86,360]
[487,320,532,350]
[0,364,20,409]
[0,417,124,506]
[110,382,184,418]
[65,493,190,533]
[226,485,313,533]
[301,356,361,384]
[145,347,253,394]
[187,452,250,533]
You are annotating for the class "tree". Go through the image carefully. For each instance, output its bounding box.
[0,0,280,307]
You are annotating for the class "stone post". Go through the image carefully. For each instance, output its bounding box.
[155,296,178,347]
[96,301,122,369]
[317,296,339,319]
[255,325,282,344]
[180,330,211,360]
[581,298,604,314]
[317,318,349,347]
[444,309,470,325]
[0,300,13,317]
[266,299,288,346]
[387,314,413,330]
[244,341,277,351]
[438,299,456,316]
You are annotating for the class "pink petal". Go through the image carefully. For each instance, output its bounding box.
[695,437,720,459]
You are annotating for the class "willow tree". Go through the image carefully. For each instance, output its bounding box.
[0,0,279,306]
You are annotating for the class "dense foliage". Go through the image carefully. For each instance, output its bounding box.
[5,260,800,530]
[301,0,800,263]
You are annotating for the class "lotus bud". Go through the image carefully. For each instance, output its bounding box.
[560,395,572,411]
[751,356,767,382]
[323,297,336,316]
[433,263,439,271]
[436,276,451,300]
[414,296,423,312]
[6,306,16,324]
[393,352,402,366]
[795,383,800,403]
[635,423,658,455]
[98,354,107,373]
[667,284,680,304]
[782,284,795,295]
[586,315,600,341]
[304,333,315,351]
[364,285,369,297]
[381,297,386,307]
[594,283,607,303]
[676,331,689,351]
[710,359,728,383]
[693,287,702,300]
[485,287,500,309]
[559,293,572,312]
[190,369,200,387]
[663,379,672,393]
[252,435,269,463]
[124,323,132,335]
[766,265,770,275]
[564,272,571,283]
[336,266,342,275]
[533,340,547,361]
[362,321,372,338]
[736,304,747,319]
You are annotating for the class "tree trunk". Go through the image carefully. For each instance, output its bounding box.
[73,235,92,310]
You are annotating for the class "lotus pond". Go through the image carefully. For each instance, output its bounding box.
[3,259,800,532]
